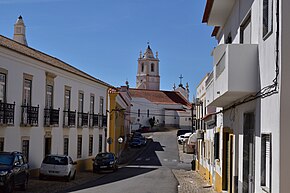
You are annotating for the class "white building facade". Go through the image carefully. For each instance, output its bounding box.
[0,17,111,176]
[202,0,290,193]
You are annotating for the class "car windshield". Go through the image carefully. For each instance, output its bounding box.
[0,154,13,165]
[43,156,68,165]
[96,153,113,160]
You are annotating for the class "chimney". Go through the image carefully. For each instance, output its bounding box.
[13,15,28,46]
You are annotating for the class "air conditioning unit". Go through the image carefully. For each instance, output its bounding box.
[196,129,204,140]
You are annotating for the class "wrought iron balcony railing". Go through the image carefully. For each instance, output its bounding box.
[0,102,15,125]
[63,110,76,127]
[77,112,89,127]
[89,113,99,128]
[21,105,39,127]
[44,108,60,127]
[101,115,107,127]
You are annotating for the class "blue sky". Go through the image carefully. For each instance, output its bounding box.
[0,0,216,100]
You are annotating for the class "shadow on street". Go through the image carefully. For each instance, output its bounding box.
[59,140,164,193]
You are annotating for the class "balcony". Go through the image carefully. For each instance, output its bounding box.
[89,114,99,128]
[63,110,76,127]
[44,108,60,127]
[101,115,107,127]
[203,0,236,26]
[77,112,89,127]
[207,44,258,107]
[0,102,15,125]
[21,105,39,127]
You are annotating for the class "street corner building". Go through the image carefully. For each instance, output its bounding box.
[194,0,290,193]
[0,16,113,176]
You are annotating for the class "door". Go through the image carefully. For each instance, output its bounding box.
[45,137,52,156]
[243,113,255,193]
[222,132,233,192]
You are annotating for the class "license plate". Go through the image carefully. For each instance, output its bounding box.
[49,170,59,173]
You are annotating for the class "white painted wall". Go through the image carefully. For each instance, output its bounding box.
[0,45,109,170]
[207,0,283,192]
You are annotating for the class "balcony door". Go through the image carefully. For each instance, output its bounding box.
[0,73,6,102]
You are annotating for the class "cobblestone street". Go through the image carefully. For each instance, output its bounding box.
[172,142,217,193]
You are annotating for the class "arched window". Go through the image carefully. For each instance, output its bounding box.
[141,63,144,72]
[151,63,154,72]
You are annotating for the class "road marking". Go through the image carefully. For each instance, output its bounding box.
[172,159,177,162]
[145,158,150,161]
[125,165,160,169]
[136,158,142,161]
[163,159,168,162]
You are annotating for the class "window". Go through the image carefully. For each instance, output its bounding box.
[89,135,93,156]
[77,135,82,158]
[240,14,251,44]
[78,92,84,113]
[214,132,220,160]
[261,133,272,192]
[99,135,103,153]
[64,88,71,111]
[138,109,140,117]
[225,33,232,44]
[0,138,4,151]
[22,139,29,161]
[64,137,69,155]
[151,63,154,72]
[23,79,32,105]
[147,110,149,117]
[0,73,6,102]
[46,85,53,108]
[99,97,104,115]
[263,0,273,39]
[90,95,94,114]
[141,63,144,72]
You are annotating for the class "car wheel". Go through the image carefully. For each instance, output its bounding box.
[72,171,76,180]
[65,172,71,182]
[20,175,29,190]
[4,180,14,193]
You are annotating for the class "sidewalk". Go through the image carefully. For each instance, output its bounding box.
[172,143,217,193]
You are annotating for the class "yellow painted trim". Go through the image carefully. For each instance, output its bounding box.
[215,172,223,192]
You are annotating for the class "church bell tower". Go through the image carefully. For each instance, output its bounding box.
[136,44,160,90]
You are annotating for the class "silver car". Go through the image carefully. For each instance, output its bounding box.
[39,155,77,181]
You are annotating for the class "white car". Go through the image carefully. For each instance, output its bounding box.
[39,154,77,181]
[177,132,192,144]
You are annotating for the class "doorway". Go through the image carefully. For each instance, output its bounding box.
[243,112,255,193]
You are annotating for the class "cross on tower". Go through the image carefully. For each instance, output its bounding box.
[179,74,183,86]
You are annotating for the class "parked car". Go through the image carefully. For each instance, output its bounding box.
[0,151,29,193]
[129,138,143,147]
[177,129,191,137]
[92,152,118,173]
[132,132,146,146]
[177,132,192,144]
[39,154,77,181]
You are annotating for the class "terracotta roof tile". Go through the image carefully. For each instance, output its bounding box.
[129,88,191,107]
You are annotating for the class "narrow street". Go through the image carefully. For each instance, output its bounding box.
[61,129,188,193]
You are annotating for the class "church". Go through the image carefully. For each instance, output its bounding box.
[128,44,193,131]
